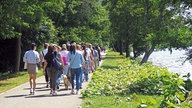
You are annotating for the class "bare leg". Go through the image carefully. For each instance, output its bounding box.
[29,74,33,89]
[32,73,37,91]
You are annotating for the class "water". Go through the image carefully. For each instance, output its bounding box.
[146,49,192,80]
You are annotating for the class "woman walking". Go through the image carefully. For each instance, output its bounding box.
[23,43,40,95]
[68,43,85,94]
[44,44,63,96]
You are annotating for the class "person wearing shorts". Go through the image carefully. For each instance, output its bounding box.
[23,43,40,95]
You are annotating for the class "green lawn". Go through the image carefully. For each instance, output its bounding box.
[0,69,43,93]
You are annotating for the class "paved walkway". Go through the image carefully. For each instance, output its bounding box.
[0,52,106,108]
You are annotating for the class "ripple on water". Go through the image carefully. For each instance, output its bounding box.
[146,49,192,80]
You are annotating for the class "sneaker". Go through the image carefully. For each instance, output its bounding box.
[46,84,49,88]
[65,86,69,90]
[57,85,59,89]
[70,90,75,94]
[76,90,80,95]
[50,90,53,94]
[32,91,35,95]
[30,88,33,95]
[52,92,57,96]
[32,89,35,95]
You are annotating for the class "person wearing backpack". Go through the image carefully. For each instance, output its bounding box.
[44,44,64,96]
[40,43,49,88]
[23,43,40,95]
[68,43,85,95]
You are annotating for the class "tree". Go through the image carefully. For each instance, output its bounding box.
[103,0,192,64]
[0,0,57,72]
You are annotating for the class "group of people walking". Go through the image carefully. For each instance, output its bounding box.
[23,42,102,96]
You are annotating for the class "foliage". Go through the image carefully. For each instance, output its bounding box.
[103,0,192,63]
[82,51,191,107]
[0,0,110,72]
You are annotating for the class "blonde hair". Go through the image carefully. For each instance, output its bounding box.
[62,44,67,50]
[76,44,81,50]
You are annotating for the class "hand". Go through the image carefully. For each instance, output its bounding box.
[40,64,43,68]
[43,71,45,76]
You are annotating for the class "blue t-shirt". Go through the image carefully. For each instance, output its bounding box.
[68,51,84,69]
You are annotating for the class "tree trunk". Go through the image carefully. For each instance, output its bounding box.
[13,37,21,73]
[140,0,150,64]
[125,42,130,58]
[141,45,155,64]
[119,40,123,55]
[133,43,138,58]
[125,14,131,58]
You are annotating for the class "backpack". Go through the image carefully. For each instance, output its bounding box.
[52,53,62,70]
[93,50,98,57]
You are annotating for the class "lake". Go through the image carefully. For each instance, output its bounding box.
[147,49,192,80]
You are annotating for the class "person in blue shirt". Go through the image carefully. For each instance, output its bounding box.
[68,43,85,95]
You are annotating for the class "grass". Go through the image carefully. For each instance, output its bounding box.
[0,69,43,93]
[82,51,164,108]
[100,52,124,69]
[82,95,163,108]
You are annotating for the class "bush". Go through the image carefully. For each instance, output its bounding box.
[82,52,191,107]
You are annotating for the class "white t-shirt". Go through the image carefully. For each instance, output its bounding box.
[40,49,48,62]
[86,48,91,57]
[60,50,69,56]
[23,50,40,64]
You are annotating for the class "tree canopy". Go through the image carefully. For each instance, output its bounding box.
[0,0,191,72]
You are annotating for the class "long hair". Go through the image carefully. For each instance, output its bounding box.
[82,45,87,60]
[47,44,54,53]
[70,44,76,54]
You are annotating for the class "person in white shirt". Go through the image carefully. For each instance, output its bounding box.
[40,43,49,88]
[23,43,40,95]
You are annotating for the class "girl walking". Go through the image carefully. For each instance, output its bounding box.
[68,43,85,94]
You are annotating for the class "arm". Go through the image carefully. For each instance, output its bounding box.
[80,53,86,69]
[36,52,40,63]
[59,54,64,66]
[23,51,27,62]
[40,52,43,68]
[44,60,47,75]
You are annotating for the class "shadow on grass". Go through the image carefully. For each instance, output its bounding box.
[0,72,27,80]
[0,82,10,87]
[104,56,124,60]
[100,65,118,69]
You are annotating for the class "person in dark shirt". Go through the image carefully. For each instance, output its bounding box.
[44,44,63,96]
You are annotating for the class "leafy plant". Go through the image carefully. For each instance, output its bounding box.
[82,51,190,107]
